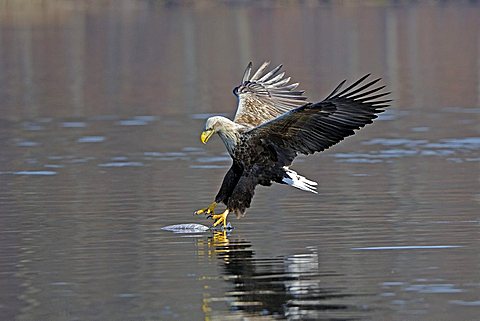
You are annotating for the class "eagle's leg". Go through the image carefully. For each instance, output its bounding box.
[211,209,230,228]
[194,201,217,216]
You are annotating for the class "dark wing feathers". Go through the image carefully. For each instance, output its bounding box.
[245,75,390,165]
[233,62,308,127]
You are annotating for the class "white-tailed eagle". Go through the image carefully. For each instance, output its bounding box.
[194,62,390,228]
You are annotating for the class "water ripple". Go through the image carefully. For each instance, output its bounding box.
[62,122,86,128]
[363,138,428,147]
[196,156,230,163]
[190,164,229,169]
[405,284,464,294]
[16,141,39,147]
[77,136,105,143]
[117,115,156,126]
[352,245,463,251]
[12,170,57,176]
[336,136,480,162]
[98,162,144,168]
[449,300,480,306]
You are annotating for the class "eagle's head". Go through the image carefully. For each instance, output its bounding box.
[201,116,245,155]
[201,116,237,144]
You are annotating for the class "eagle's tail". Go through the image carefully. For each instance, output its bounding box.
[282,168,318,194]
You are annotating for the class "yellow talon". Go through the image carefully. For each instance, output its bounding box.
[212,209,230,228]
[194,202,217,216]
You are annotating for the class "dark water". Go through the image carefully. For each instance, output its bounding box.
[1,1,480,320]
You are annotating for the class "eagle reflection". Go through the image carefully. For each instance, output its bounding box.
[197,232,358,320]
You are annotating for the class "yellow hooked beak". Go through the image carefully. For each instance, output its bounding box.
[200,129,214,144]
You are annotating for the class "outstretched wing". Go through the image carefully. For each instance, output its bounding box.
[233,62,308,128]
[245,74,391,165]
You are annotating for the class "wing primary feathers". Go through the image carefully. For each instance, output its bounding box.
[264,72,286,85]
[242,62,253,83]
[370,99,392,105]
[347,85,385,100]
[336,74,371,97]
[250,61,271,81]
[258,64,283,82]
[356,92,391,103]
[324,79,347,100]
[340,78,382,98]
[271,77,291,87]
[277,83,299,90]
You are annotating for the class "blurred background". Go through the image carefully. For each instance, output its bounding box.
[1,1,479,320]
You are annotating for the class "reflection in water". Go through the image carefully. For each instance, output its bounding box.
[198,232,358,320]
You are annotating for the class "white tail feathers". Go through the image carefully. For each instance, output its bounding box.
[282,168,318,194]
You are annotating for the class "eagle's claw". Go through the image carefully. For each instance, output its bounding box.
[211,209,230,228]
[194,202,217,216]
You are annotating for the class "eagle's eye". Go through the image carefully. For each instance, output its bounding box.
[233,86,239,96]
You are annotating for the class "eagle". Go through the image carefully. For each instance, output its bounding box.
[194,62,390,228]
